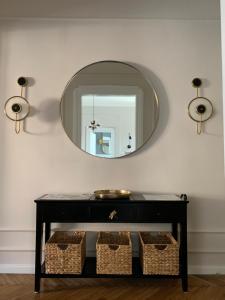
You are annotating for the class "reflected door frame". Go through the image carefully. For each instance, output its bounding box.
[76,85,144,153]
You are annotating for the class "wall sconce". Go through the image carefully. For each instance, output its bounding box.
[4,77,30,134]
[188,78,213,135]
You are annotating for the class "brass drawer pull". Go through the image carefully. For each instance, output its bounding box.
[109,210,117,220]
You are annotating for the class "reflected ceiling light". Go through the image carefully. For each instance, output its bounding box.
[89,95,101,131]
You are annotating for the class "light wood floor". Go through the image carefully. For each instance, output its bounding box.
[0,275,225,300]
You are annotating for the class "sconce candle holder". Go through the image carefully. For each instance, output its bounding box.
[4,77,30,134]
[188,78,213,135]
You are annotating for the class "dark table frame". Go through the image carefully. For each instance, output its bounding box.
[34,194,188,293]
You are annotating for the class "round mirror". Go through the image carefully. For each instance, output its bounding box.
[61,61,159,158]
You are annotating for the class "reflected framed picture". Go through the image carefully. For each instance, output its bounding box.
[86,127,115,158]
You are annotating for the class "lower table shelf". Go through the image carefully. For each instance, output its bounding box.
[41,257,180,279]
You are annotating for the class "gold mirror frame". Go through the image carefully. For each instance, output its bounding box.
[60,60,159,159]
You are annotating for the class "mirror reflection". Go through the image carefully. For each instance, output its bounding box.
[61,61,159,158]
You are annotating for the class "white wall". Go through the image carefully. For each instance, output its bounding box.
[221,0,225,171]
[0,18,224,274]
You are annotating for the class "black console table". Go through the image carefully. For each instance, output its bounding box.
[34,193,188,293]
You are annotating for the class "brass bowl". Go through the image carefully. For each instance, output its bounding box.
[94,189,131,199]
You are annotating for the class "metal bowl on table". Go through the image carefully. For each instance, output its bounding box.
[94,189,131,199]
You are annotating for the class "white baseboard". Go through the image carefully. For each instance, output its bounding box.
[0,264,35,274]
[0,264,225,275]
[188,265,225,275]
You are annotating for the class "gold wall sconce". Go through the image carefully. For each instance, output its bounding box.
[188,78,213,135]
[4,77,30,134]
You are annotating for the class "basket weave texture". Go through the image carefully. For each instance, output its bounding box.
[139,232,179,275]
[96,231,132,275]
[45,231,86,274]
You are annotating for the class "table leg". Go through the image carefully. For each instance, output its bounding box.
[34,208,43,293]
[180,218,188,292]
[45,223,51,243]
[172,223,178,240]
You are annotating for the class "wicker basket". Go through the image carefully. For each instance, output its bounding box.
[45,231,86,274]
[139,232,179,275]
[96,231,132,275]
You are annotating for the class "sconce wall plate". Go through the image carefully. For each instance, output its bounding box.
[188,78,213,135]
[188,97,213,123]
[4,96,30,121]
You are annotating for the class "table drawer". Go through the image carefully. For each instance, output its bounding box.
[90,204,136,222]
[40,203,90,222]
[137,204,184,222]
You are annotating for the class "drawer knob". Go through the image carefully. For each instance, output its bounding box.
[109,210,117,220]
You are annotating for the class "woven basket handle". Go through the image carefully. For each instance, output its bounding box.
[108,244,119,251]
[57,244,68,251]
[154,245,168,251]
